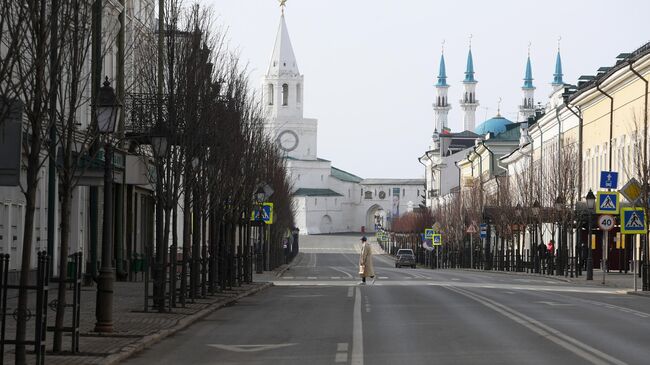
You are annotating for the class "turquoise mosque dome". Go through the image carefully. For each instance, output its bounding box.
[474,114,513,135]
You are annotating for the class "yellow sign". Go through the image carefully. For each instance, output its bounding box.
[250,203,274,224]
[620,178,642,203]
[591,235,596,250]
[432,234,442,246]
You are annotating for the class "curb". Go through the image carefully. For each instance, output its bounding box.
[456,268,572,283]
[100,282,273,365]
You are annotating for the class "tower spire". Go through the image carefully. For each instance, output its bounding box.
[436,41,448,87]
[552,37,564,87]
[433,41,451,135]
[519,43,536,122]
[523,43,534,89]
[267,7,299,77]
[464,35,476,83]
[460,35,478,131]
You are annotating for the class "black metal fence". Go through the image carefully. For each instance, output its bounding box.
[0,252,50,365]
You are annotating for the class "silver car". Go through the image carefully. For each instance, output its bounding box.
[395,249,416,268]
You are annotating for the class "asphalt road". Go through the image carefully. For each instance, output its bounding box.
[124,234,650,365]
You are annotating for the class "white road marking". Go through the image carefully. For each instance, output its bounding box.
[207,343,296,353]
[307,277,318,280]
[331,276,341,279]
[451,278,461,281]
[536,301,573,306]
[352,287,363,365]
[337,343,349,352]
[335,352,348,363]
[379,276,388,279]
[347,287,353,297]
[445,286,627,365]
[283,276,294,279]
[330,266,354,278]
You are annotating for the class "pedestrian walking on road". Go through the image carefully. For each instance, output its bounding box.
[359,236,375,285]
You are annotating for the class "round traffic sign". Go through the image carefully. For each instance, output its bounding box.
[598,214,615,231]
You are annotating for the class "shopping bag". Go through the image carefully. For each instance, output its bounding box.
[358,264,365,275]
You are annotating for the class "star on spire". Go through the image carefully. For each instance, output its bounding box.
[279,0,287,14]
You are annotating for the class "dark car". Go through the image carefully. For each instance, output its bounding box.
[395,248,416,268]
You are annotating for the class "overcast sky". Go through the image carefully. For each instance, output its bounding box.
[206,0,648,179]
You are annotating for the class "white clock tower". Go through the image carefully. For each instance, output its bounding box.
[262,9,318,161]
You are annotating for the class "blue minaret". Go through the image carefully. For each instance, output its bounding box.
[433,51,451,134]
[552,50,564,88]
[519,49,536,122]
[523,56,534,89]
[464,49,476,82]
[436,53,448,87]
[460,40,478,131]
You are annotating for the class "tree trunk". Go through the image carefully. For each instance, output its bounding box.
[15,165,39,365]
[53,183,71,351]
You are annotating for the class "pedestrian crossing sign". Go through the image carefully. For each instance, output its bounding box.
[596,191,619,214]
[250,203,274,224]
[620,208,646,234]
[424,228,434,239]
[432,234,442,246]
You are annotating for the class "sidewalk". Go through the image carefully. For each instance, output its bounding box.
[2,275,275,365]
[456,267,650,295]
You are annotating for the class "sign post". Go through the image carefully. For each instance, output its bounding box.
[433,234,442,268]
[467,224,477,269]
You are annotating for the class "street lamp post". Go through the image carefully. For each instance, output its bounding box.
[532,200,541,274]
[94,77,121,333]
[515,203,522,272]
[254,186,266,274]
[586,189,595,280]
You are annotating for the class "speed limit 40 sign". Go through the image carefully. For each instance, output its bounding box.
[598,214,615,231]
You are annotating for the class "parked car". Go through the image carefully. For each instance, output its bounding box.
[395,248,416,268]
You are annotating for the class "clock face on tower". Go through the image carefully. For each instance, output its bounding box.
[277,129,299,152]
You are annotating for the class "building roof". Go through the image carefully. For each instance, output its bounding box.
[361,179,425,186]
[331,166,363,183]
[436,53,448,87]
[485,122,521,141]
[446,130,480,138]
[569,41,650,100]
[293,188,343,197]
[267,14,299,77]
[474,114,513,135]
[285,156,331,162]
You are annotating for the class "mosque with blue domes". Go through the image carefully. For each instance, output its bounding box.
[422,42,565,208]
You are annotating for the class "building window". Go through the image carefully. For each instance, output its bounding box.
[267,84,274,105]
[321,175,323,181]
[282,84,289,106]
[364,191,373,199]
[315,198,317,206]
